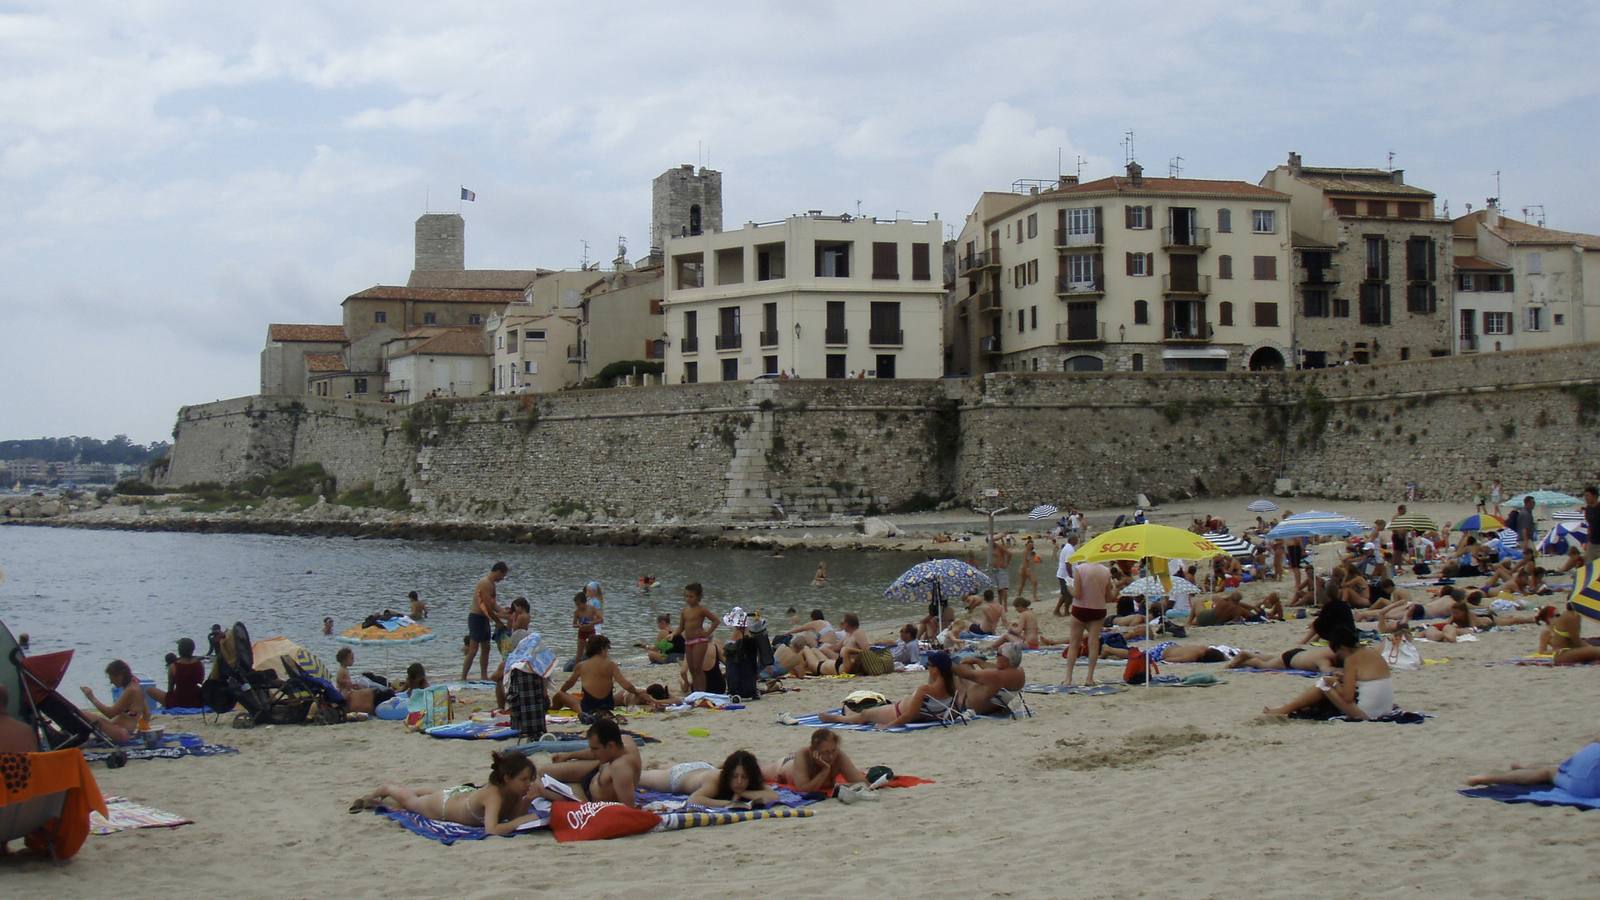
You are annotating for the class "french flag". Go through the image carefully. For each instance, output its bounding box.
[460,187,476,201]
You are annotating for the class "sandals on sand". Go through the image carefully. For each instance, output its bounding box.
[348,797,382,814]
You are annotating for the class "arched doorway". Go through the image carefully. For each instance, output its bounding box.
[1248,347,1286,371]
[1063,355,1104,372]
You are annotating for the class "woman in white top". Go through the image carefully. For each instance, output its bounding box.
[1263,628,1394,719]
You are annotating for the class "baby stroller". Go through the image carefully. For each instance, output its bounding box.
[276,657,349,726]
[201,622,281,727]
[1,618,112,753]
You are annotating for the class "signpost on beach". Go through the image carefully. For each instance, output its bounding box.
[973,490,1010,573]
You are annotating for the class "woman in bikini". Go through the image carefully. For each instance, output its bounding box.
[1263,628,1395,719]
[552,635,664,716]
[1226,645,1339,673]
[353,751,542,834]
[80,659,149,742]
[818,651,957,729]
[1017,538,1040,602]
[1548,605,1600,665]
[761,729,867,791]
[812,562,829,587]
[640,749,781,808]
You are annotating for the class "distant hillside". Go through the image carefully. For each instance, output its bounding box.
[0,435,170,465]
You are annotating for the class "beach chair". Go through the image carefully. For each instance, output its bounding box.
[0,784,69,866]
[923,695,972,728]
[992,688,1033,719]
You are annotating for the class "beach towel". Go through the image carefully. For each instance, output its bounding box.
[1287,709,1432,724]
[90,794,194,834]
[777,709,1003,732]
[1021,683,1127,696]
[153,706,212,716]
[507,730,661,756]
[1224,666,1321,677]
[425,722,518,740]
[637,785,823,810]
[0,749,107,860]
[1484,658,1558,667]
[373,804,550,844]
[1457,784,1600,810]
[82,742,239,763]
[407,685,451,732]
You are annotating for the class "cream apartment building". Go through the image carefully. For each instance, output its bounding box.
[951,163,1294,374]
[485,307,582,394]
[662,214,944,382]
[1451,202,1600,354]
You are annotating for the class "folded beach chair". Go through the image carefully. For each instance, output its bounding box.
[923,695,972,727]
[991,688,1033,719]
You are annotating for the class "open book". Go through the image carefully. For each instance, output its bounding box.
[540,773,580,802]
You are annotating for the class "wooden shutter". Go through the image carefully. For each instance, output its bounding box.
[1145,206,1154,229]
[1126,252,1135,276]
[1125,206,1135,229]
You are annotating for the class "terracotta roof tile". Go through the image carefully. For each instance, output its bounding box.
[1488,218,1600,251]
[1291,231,1337,249]
[344,285,525,305]
[303,353,347,373]
[1044,175,1287,200]
[268,324,346,343]
[1293,174,1434,198]
[406,269,544,290]
[1453,256,1510,272]
[390,331,490,358]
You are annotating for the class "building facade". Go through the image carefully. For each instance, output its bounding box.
[383,331,491,403]
[1261,153,1453,366]
[261,324,347,395]
[662,215,945,382]
[578,261,666,381]
[1451,202,1600,354]
[485,308,582,394]
[951,164,1295,374]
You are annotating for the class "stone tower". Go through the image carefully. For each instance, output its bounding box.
[415,213,465,272]
[651,165,722,252]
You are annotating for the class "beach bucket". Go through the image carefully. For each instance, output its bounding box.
[140,725,165,749]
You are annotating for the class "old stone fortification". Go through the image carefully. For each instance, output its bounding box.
[156,345,1600,519]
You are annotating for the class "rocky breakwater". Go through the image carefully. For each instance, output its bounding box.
[2,489,124,520]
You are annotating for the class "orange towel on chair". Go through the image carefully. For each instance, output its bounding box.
[1,748,109,859]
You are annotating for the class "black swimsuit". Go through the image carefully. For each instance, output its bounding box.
[1281,647,1306,669]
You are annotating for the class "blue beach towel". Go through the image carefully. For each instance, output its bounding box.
[426,721,519,740]
[374,806,549,844]
[1021,683,1126,696]
[1457,784,1600,810]
[778,708,1007,732]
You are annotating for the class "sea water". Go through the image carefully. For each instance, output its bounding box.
[0,526,930,694]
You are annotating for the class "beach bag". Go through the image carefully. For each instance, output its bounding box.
[1124,647,1158,685]
[842,690,890,712]
[725,636,761,701]
[406,685,452,732]
[548,802,662,843]
[1382,634,1421,672]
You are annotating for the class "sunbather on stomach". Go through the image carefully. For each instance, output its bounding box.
[762,729,867,790]
[1467,743,1600,795]
[819,651,956,730]
[353,750,541,835]
[639,750,780,808]
[1226,645,1338,673]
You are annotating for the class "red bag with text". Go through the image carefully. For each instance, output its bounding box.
[548,801,662,842]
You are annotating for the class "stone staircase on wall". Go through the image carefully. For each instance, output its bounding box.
[720,380,779,519]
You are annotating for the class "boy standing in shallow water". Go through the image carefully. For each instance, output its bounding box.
[573,584,604,661]
[674,582,718,692]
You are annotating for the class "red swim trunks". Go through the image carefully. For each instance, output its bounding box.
[1070,606,1106,624]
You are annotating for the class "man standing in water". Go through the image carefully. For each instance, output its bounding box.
[674,582,718,693]
[463,561,509,680]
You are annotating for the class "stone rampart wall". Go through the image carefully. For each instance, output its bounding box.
[158,345,1600,518]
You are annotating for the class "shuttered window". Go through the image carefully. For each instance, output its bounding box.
[872,242,898,279]
[1253,256,1276,281]
[911,243,931,280]
[1254,302,1279,327]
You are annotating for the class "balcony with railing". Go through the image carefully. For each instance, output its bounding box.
[824,327,849,346]
[976,291,1002,313]
[715,332,742,351]
[1055,225,1104,248]
[868,328,904,347]
[1303,264,1342,284]
[959,248,1000,275]
[680,335,699,354]
[1161,226,1211,251]
[1161,319,1213,343]
[1056,321,1106,344]
[759,329,779,347]
[566,344,583,363]
[979,334,1002,355]
[1055,276,1105,296]
[1161,274,1212,295]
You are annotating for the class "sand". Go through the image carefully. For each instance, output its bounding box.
[7,492,1596,899]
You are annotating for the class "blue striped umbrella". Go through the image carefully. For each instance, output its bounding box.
[1541,523,1589,555]
[1245,499,1280,513]
[1506,490,1583,508]
[884,559,994,606]
[1265,511,1369,540]
[1569,562,1600,622]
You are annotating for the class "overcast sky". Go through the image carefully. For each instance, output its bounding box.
[3,1,1596,445]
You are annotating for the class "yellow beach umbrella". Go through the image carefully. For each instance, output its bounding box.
[1069,524,1228,564]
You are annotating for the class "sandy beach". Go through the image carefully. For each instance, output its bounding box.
[7,492,1597,899]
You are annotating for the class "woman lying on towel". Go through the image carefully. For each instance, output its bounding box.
[1262,628,1394,720]
[1467,743,1600,795]
[640,750,780,808]
[819,651,956,730]
[761,729,867,791]
[352,750,542,835]
[1226,645,1338,673]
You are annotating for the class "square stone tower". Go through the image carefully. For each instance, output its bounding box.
[415,213,465,271]
[651,165,722,252]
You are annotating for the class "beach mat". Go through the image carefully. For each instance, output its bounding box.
[374,805,550,844]
[84,742,239,763]
[1458,784,1600,810]
[778,709,1007,732]
[1287,709,1432,724]
[90,794,194,834]
[1022,683,1127,696]
[508,731,661,755]
[654,807,813,830]
[152,706,213,716]
[1222,666,1321,677]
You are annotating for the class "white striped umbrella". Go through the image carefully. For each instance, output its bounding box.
[1120,575,1202,597]
[1202,532,1255,560]
[1553,510,1586,522]
[1028,504,1060,520]
[1246,499,1280,513]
